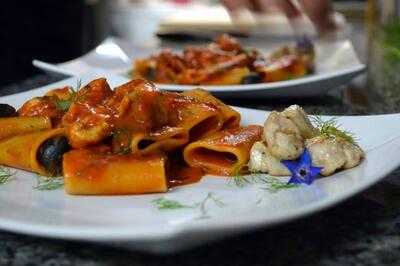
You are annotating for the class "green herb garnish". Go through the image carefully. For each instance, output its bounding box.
[229,173,299,193]
[152,198,195,210]
[0,167,14,185]
[53,79,82,112]
[152,192,225,219]
[312,116,357,144]
[230,164,252,187]
[230,175,253,187]
[257,175,299,193]
[112,128,132,155]
[34,176,64,191]
[54,99,72,111]
[196,192,225,219]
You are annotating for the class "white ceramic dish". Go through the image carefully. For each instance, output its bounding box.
[0,73,397,254]
[33,37,365,98]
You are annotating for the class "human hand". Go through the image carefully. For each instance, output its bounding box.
[221,0,337,35]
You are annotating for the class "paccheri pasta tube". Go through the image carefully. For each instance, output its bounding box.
[156,92,224,141]
[182,89,241,129]
[63,148,168,195]
[183,125,263,175]
[0,128,65,175]
[131,126,189,154]
[0,116,51,140]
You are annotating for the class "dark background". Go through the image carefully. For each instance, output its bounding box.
[0,0,109,86]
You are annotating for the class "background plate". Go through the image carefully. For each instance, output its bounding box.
[0,73,397,254]
[33,37,365,98]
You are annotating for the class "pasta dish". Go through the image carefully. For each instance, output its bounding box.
[133,34,315,85]
[0,78,363,195]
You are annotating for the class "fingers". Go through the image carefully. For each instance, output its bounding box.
[222,0,276,14]
[221,0,301,17]
[221,0,248,14]
[273,0,302,19]
[247,0,267,13]
[297,0,337,34]
[220,0,337,34]
[221,0,243,12]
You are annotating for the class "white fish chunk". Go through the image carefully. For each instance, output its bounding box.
[306,135,363,176]
[264,111,304,160]
[248,141,290,176]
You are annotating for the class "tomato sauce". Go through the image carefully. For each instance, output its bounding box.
[168,164,204,187]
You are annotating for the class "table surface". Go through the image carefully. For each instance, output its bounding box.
[2,19,400,266]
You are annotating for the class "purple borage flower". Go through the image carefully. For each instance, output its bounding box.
[282,149,322,185]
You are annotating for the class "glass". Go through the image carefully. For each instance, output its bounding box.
[367,0,400,107]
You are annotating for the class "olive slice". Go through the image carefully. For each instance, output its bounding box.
[37,136,70,176]
[0,104,17,117]
[241,73,263,84]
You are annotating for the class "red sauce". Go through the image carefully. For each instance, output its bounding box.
[168,164,204,187]
[205,125,263,147]
[167,153,205,187]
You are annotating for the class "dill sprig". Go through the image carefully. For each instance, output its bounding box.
[311,116,357,144]
[0,167,15,185]
[69,78,82,102]
[196,192,225,219]
[230,175,253,187]
[152,198,195,210]
[152,192,225,220]
[229,164,251,187]
[202,192,225,208]
[54,99,72,112]
[34,176,64,191]
[229,173,299,192]
[54,79,82,112]
[73,78,81,93]
[256,175,298,193]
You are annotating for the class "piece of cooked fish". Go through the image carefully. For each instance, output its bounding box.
[306,135,364,176]
[281,105,318,139]
[263,111,304,160]
[248,141,290,176]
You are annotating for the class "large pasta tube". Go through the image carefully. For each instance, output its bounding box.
[0,116,51,140]
[63,149,168,195]
[0,128,65,175]
[131,126,189,154]
[183,125,263,175]
[174,102,223,141]
[153,92,224,140]
[183,89,241,129]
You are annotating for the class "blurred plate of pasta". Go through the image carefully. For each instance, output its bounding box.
[33,36,365,98]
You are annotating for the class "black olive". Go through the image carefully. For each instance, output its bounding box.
[296,35,314,54]
[0,104,17,117]
[146,67,157,81]
[241,73,263,84]
[37,136,70,176]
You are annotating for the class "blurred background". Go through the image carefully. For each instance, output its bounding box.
[0,0,366,86]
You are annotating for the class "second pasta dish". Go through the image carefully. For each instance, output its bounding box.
[133,34,315,85]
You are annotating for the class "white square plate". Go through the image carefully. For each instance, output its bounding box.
[33,37,365,98]
[0,73,397,254]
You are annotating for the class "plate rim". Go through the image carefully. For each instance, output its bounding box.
[155,65,366,92]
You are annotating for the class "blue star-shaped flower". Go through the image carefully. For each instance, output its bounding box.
[282,149,322,185]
